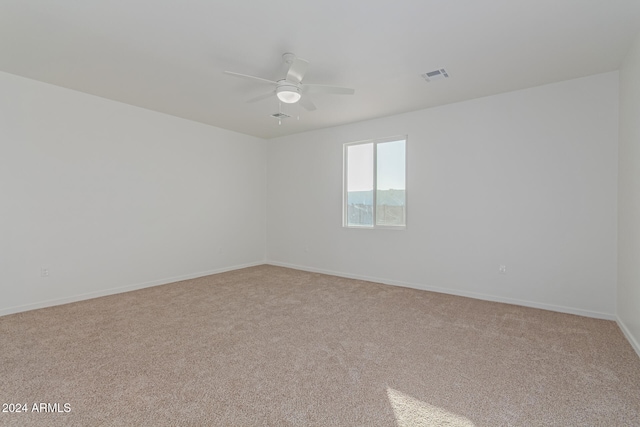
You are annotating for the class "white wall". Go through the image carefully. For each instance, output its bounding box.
[267,72,619,319]
[618,31,640,356]
[0,71,266,315]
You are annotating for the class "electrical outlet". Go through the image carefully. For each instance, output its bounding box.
[499,265,507,275]
[40,268,49,277]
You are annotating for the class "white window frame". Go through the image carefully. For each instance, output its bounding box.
[343,135,407,229]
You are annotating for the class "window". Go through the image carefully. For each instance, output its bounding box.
[343,136,406,228]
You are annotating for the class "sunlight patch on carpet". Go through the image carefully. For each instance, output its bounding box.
[386,387,475,427]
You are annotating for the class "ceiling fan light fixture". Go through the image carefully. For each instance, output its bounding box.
[276,85,301,103]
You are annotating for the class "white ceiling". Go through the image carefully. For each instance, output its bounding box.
[1,1,639,139]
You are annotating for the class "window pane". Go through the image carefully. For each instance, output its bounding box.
[347,143,373,226]
[376,140,406,226]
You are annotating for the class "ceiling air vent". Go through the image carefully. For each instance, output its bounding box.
[421,68,450,82]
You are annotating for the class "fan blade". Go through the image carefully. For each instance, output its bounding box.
[286,57,309,84]
[298,96,317,111]
[303,84,355,95]
[223,71,278,86]
[246,91,275,103]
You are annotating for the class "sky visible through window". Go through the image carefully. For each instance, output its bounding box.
[347,143,373,192]
[377,140,406,190]
[347,140,405,192]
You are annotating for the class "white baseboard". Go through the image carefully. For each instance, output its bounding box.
[0,261,265,317]
[616,316,640,359]
[266,260,616,321]
[3,259,621,325]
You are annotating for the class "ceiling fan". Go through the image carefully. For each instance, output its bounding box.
[224,53,355,111]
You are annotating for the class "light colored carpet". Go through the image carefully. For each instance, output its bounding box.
[0,265,639,426]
